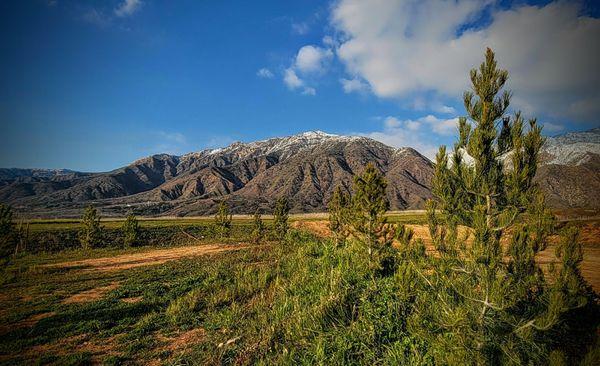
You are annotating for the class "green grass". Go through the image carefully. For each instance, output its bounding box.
[0,230,430,365]
[1,216,596,365]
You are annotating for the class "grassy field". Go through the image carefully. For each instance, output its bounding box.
[22,210,427,232]
[0,214,598,365]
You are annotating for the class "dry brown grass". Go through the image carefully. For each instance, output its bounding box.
[62,283,121,304]
[43,243,251,273]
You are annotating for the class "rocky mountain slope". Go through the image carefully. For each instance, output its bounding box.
[0,128,597,217]
[0,131,433,217]
[536,128,600,210]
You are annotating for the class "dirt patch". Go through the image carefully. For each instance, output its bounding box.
[121,296,143,304]
[44,244,250,273]
[158,328,206,353]
[292,220,332,237]
[63,283,120,304]
[0,311,56,335]
[0,333,119,364]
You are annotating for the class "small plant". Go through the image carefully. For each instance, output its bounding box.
[273,197,289,241]
[214,200,232,238]
[14,220,30,255]
[122,213,140,248]
[250,209,265,244]
[350,163,394,264]
[328,186,351,246]
[78,205,102,250]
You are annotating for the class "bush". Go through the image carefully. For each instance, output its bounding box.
[78,206,102,249]
[121,214,140,248]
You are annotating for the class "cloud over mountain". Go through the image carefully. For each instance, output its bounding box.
[331,0,600,123]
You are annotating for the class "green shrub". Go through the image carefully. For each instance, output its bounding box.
[78,206,102,250]
[121,214,140,248]
[214,201,232,238]
[273,197,289,241]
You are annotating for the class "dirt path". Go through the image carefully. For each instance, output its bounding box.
[43,244,251,272]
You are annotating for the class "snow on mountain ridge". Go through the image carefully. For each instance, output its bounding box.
[543,128,600,166]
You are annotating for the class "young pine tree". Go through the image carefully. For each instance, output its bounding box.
[273,197,289,241]
[78,205,102,250]
[350,163,394,264]
[417,48,589,364]
[214,200,232,239]
[328,186,350,246]
[122,213,140,248]
[250,209,265,244]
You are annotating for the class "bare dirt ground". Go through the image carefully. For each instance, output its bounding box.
[42,243,251,273]
[297,220,600,293]
[62,283,121,304]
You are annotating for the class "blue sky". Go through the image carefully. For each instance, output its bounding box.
[1,0,598,171]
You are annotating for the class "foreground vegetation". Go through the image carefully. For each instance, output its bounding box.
[0,49,598,365]
[0,227,597,365]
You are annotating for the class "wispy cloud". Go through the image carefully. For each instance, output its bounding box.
[82,9,111,28]
[115,0,143,17]
[291,22,310,35]
[359,114,461,159]
[256,68,274,79]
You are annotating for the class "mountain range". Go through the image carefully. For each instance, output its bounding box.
[1,128,598,217]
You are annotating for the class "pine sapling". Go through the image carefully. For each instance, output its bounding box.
[122,213,140,248]
[251,210,265,244]
[214,200,232,239]
[273,197,289,241]
[78,205,102,250]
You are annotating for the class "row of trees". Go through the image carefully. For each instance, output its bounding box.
[78,206,140,249]
[327,49,593,364]
[1,194,291,255]
[213,197,290,243]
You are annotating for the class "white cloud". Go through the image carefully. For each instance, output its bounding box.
[360,129,438,160]
[291,22,310,35]
[115,0,142,17]
[421,115,459,135]
[282,45,333,95]
[383,116,401,129]
[359,114,460,159]
[283,68,304,89]
[283,68,315,96]
[302,87,316,96]
[435,105,457,114]
[340,78,370,94]
[331,0,600,123]
[295,45,333,74]
[323,35,337,47]
[257,68,274,79]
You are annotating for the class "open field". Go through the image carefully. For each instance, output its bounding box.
[22,210,427,232]
[0,214,598,364]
